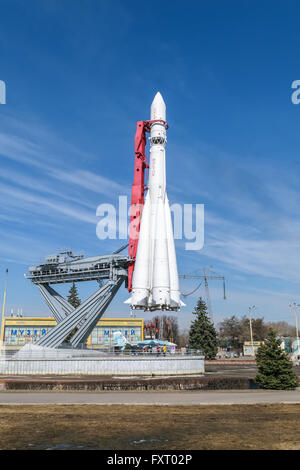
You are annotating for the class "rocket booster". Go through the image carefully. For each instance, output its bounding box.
[126,92,183,311]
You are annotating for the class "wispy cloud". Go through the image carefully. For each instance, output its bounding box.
[0,116,127,230]
[0,167,95,210]
[0,115,125,197]
[50,168,128,198]
[0,181,97,224]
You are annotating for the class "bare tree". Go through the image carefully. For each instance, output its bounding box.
[218,315,269,352]
[143,315,179,343]
[266,321,296,337]
[177,329,190,348]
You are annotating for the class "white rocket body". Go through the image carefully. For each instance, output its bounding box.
[126,92,183,311]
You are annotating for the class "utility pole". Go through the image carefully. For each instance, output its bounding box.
[179,269,226,322]
[249,305,256,357]
[130,307,136,319]
[203,268,213,322]
[159,314,164,340]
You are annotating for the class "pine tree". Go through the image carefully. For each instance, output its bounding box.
[188,297,218,359]
[64,282,81,344]
[255,329,298,390]
[67,282,81,308]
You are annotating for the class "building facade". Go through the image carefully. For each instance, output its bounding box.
[1,317,143,350]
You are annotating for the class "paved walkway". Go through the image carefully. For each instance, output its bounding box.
[1,389,300,405]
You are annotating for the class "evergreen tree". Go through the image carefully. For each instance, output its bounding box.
[67,282,81,308]
[64,282,81,343]
[188,297,218,359]
[255,330,298,390]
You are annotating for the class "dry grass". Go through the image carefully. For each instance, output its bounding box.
[0,404,300,449]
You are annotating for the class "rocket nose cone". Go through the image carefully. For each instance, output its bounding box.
[151,92,166,121]
[153,91,164,103]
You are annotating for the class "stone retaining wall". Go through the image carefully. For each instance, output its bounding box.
[0,375,256,391]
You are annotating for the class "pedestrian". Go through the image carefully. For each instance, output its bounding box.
[156,346,160,356]
[162,344,167,356]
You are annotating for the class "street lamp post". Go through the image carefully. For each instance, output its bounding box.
[0,269,8,353]
[289,302,300,359]
[249,305,257,357]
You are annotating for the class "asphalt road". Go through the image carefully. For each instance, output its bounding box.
[1,390,300,405]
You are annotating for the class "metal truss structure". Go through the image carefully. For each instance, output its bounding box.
[26,251,129,349]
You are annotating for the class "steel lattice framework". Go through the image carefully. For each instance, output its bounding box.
[26,251,129,348]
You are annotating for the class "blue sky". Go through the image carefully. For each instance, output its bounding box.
[1,0,300,329]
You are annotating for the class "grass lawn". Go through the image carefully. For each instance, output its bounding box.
[0,404,299,450]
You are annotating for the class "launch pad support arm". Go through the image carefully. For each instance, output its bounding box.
[128,120,148,292]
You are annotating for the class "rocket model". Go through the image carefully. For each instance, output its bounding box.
[126,92,184,311]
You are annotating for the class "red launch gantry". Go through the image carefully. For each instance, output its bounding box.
[128,120,149,292]
[127,119,168,292]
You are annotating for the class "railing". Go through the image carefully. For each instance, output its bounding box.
[0,347,204,360]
